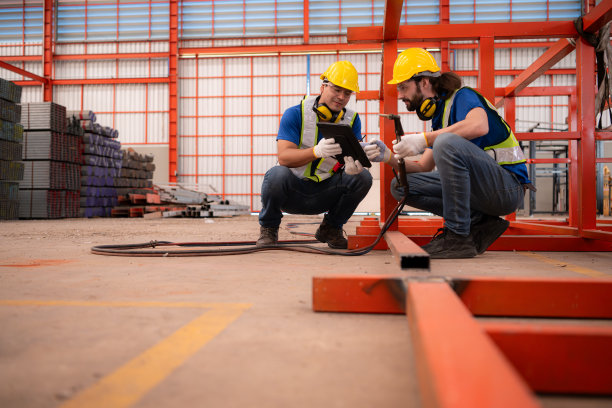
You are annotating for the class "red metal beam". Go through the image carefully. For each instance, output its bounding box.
[509,221,578,235]
[383,230,430,270]
[347,21,577,43]
[406,281,539,408]
[169,0,179,183]
[180,43,382,56]
[53,78,169,85]
[382,0,403,41]
[483,322,612,394]
[581,0,612,33]
[54,53,168,61]
[312,276,404,314]
[478,36,495,102]
[42,0,53,102]
[495,38,575,108]
[0,61,48,84]
[454,278,612,318]
[514,131,580,141]
[355,90,379,100]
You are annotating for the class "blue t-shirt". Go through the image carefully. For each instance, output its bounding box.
[432,87,531,184]
[276,104,362,146]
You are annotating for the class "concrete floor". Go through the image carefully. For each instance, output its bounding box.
[0,214,611,408]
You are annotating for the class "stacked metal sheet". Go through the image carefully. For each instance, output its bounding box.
[17,102,81,219]
[75,114,122,217]
[0,77,23,220]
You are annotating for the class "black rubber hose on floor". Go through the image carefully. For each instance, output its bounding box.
[90,196,408,257]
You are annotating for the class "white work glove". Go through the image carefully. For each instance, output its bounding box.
[360,139,391,163]
[313,137,342,159]
[343,156,363,175]
[392,132,428,159]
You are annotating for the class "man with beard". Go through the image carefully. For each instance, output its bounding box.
[362,48,533,258]
[256,60,372,249]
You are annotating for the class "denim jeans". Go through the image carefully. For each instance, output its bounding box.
[391,133,524,236]
[259,165,373,228]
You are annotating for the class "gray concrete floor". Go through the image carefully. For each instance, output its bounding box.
[0,215,611,408]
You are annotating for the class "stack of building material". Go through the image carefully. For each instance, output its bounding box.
[0,78,23,220]
[71,111,122,218]
[18,102,81,218]
[112,148,161,217]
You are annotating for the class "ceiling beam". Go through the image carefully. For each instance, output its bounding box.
[383,0,403,41]
[348,21,577,43]
[0,61,48,84]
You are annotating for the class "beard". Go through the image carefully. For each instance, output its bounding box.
[403,88,424,112]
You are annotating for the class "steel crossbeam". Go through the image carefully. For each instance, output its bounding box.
[312,275,612,405]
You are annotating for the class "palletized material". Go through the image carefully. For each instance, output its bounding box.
[22,131,82,163]
[0,77,22,104]
[20,102,67,132]
[19,161,80,190]
[18,189,79,219]
[0,199,19,220]
[0,139,23,161]
[0,160,24,181]
[0,119,23,142]
[0,98,21,123]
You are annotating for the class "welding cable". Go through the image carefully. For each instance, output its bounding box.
[90,196,408,257]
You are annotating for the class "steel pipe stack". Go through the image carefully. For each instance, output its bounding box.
[0,78,23,220]
[71,112,122,218]
[18,102,81,219]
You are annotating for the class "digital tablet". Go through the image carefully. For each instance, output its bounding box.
[316,122,371,168]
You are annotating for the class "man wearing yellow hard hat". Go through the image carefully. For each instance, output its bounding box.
[363,48,533,258]
[256,60,372,249]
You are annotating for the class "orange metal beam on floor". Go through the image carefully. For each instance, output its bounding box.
[383,231,430,270]
[347,21,577,43]
[454,277,612,318]
[581,0,612,33]
[405,281,539,408]
[495,38,575,108]
[312,276,405,314]
[483,322,612,394]
[509,221,578,235]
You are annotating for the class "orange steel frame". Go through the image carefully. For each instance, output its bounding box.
[313,275,612,406]
[2,0,612,224]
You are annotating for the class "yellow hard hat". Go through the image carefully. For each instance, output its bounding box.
[388,48,440,85]
[320,60,360,93]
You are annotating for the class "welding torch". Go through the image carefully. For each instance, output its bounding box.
[380,114,408,190]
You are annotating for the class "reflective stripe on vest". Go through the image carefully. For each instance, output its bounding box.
[442,87,526,165]
[291,95,357,182]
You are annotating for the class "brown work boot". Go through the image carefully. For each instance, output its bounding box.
[315,221,347,249]
[471,215,509,255]
[256,226,278,247]
[427,228,478,259]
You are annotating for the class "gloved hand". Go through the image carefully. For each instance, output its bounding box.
[313,137,342,159]
[360,139,391,162]
[343,156,363,175]
[392,132,428,159]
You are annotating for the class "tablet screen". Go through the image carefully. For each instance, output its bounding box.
[316,122,371,168]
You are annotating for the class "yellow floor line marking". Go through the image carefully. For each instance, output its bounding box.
[0,300,250,309]
[59,305,250,408]
[519,252,610,278]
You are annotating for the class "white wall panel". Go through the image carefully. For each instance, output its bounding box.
[87,60,116,78]
[116,113,145,144]
[226,78,251,95]
[224,115,251,135]
[149,83,168,110]
[147,112,168,143]
[197,117,223,135]
[55,61,84,79]
[253,96,277,115]
[21,86,42,103]
[116,84,146,111]
[198,78,223,96]
[83,85,114,111]
[54,85,81,110]
[198,97,223,117]
[197,135,222,155]
[252,116,279,134]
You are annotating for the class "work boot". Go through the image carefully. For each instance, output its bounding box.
[427,228,478,259]
[471,215,509,255]
[315,221,347,249]
[421,227,446,254]
[256,226,278,247]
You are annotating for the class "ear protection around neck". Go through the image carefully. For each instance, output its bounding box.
[313,101,345,123]
[417,97,438,121]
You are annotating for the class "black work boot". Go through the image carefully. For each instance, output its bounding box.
[471,215,509,255]
[256,226,278,247]
[428,228,478,259]
[315,221,347,249]
[421,227,446,254]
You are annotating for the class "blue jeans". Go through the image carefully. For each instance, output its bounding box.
[259,166,373,228]
[391,133,524,236]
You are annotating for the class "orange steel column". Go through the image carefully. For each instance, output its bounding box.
[504,96,517,221]
[42,0,53,102]
[576,36,597,231]
[168,0,179,182]
[478,36,495,102]
[380,40,399,225]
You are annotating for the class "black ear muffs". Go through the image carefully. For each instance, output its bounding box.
[416,97,437,121]
[314,103,344,123]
